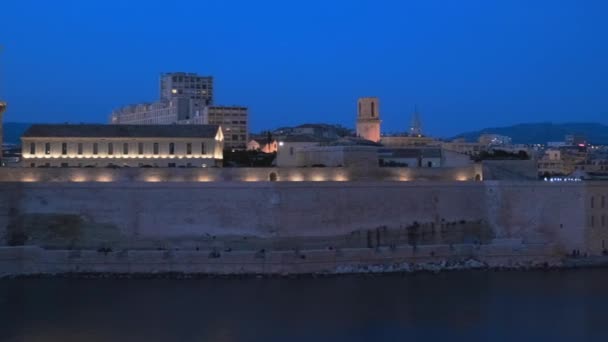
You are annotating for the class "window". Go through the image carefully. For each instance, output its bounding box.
[371,102,375,117]
[123,143,129,155]
[591,196,595,209]
[289,147,294,156]
[186,143,192,155]
[168,163,176,168]
[138,143,144,155]
[77,143,83,155]
[30,143,36,155]
[93,143,98,155]
[602,196,606,209]
[169,143,175,155]
[201,143,206,154]
[62,143,67,155]
[153,143,159,155]
[45,143,51,155]
[602,215,606,227]
[108,143,114,155]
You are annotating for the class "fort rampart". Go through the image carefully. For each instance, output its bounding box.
[0,167,605,275]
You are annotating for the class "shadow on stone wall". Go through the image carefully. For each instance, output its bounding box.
[6,213,122,249]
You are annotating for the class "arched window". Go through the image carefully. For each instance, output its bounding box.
[371,102,375,117]
[269,172,278,181]
[169,143,175,155]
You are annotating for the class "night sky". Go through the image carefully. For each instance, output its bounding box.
[2,0,607,137]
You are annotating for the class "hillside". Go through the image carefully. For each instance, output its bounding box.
[452,122,608,145]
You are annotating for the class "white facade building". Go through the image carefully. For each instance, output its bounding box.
[21,124,223,168]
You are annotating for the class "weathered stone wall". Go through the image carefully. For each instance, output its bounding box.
[0,179,604,256]
[0,242,561,277]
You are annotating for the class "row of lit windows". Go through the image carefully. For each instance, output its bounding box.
[29,142,207,156]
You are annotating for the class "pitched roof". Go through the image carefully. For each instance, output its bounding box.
[22,124,220,139]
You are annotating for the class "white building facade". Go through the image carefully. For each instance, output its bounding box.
[21,124,223,168]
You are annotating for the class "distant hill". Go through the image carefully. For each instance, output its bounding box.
[2,122,31,144]
[452,122,608,145]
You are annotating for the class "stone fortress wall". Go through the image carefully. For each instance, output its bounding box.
[1,166,606,275]
[0,165,481,183]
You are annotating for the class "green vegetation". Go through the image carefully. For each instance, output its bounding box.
[223,150,276,167]
[474,149,529,162]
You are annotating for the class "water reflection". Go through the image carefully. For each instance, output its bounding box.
[2,270,608,341]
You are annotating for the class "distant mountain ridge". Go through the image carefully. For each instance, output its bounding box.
[5,121,608,146]
[452,122,608,145]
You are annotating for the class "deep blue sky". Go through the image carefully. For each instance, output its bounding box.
[2,0,607,137]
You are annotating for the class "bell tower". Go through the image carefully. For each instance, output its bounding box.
[356,97,381,142]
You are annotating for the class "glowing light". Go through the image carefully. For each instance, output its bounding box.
[312,174,325,182]
[171,89,178,94]
[71,175,87,182]
[197,176,211,182]
[145,176,162,182]
[333,174,348,182]
[279,141,284,146]
[290,174,304,182]
[96,175,113,182]
[21,176,38,182]
[456,175,468,181]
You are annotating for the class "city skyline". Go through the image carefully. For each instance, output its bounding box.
[2,0,608,137]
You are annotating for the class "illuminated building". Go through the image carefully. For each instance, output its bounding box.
[110,72,248,149]
[356,97,381,142]
[21,124,223,168]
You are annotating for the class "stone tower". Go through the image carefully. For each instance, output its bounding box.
[356,97,381,142]
[0,101,5,163]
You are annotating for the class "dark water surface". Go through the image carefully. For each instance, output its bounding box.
[2,269,608,341]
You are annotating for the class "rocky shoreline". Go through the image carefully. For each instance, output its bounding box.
[3,256,606,279]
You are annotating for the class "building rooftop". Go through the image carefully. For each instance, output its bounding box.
[281,134,332,143]
[378,148,442,158]
[22,124,220,139]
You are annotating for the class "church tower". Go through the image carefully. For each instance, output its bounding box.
[356,97,381,142]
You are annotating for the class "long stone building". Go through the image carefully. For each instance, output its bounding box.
[21,124,223,168]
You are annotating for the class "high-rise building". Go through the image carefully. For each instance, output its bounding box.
[356,97,381,142]
[160,72,213,106]
[206,106,248,149]
[110,72,249,150]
